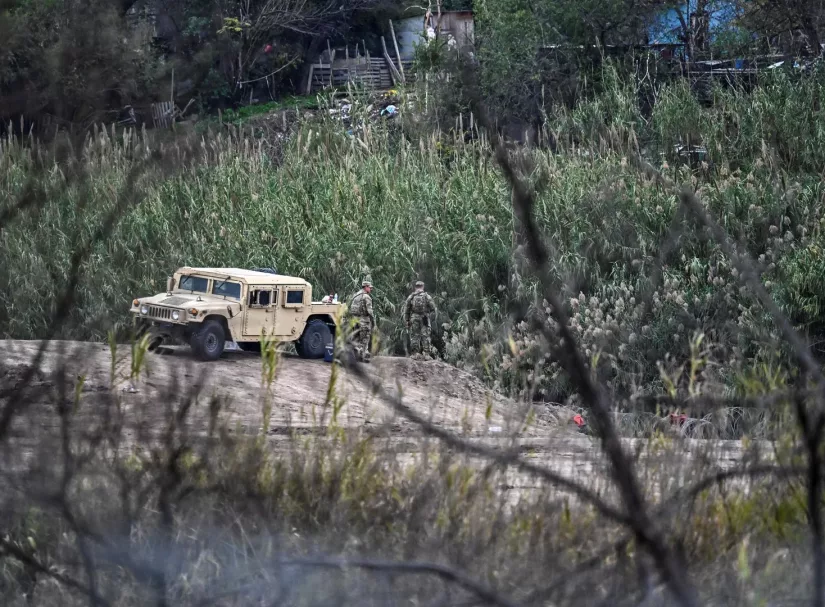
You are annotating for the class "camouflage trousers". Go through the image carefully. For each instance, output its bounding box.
[408,314,431,356]
[350,317,373,361]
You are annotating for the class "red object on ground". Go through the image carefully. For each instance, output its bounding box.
[669,413,687,426]
[573,414,585,427]
[264,44,273,54]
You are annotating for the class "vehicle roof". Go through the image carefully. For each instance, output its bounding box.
[176,267,309,285]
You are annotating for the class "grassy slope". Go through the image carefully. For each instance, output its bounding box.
[2,68,825,405]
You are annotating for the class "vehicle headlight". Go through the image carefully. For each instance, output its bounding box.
[140,304,149,315]
[171,310,180,321]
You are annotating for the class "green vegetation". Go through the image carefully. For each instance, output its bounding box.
[219,95,322,124]
[6,3,825,601]
[3,67,825,415]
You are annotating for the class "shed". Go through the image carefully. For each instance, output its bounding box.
[395,10,475,61]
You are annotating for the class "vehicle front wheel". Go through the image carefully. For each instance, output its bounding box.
[190,320,226,361]
[296,319,332,359]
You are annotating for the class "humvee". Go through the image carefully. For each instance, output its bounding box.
[130,267,342,361]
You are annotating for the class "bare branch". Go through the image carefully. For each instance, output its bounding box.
[459,63,699,606]
[0,537,112,607]
[282,556,519,607]
[339,353,630,524]
[621,138,825,607]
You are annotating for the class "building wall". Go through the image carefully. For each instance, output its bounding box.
[395,12,475,61]
[396,16,426,60]
[439,12,474,49]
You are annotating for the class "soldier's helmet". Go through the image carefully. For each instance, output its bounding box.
[415,281,424,289]
[362,280,373,288]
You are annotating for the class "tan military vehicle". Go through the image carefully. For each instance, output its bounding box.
[130,267,342,361]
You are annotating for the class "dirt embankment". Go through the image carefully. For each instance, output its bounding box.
[0,340,559,438]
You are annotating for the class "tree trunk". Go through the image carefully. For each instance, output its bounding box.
[690,0,710,60]
[298,36,324,96]
[800,19,823,56]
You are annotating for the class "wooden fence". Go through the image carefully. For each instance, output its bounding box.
[306,54,413,94]
[151,101,175,129]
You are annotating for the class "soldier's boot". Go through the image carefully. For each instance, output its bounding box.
[422,336,433,361]
[410,337,422,360]
[360,333,372,363]
[408,337,420,360]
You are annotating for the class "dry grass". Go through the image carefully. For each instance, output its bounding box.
[0,338,812,606]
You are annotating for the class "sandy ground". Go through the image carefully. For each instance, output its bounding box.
[0,339,555,436]
[0,340,760,503]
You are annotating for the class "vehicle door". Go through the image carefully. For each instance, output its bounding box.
[273,285,307,338]
[243,286,276,338]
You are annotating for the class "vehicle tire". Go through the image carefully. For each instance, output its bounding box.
[134,319,151,339]
[190,320,226,361]
[148,335,164,352]
[296,319,332,359]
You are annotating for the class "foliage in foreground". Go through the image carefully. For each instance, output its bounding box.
[0,340,814,606]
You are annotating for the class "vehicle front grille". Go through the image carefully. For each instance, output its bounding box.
[149,306,176,320]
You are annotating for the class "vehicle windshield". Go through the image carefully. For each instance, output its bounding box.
[178,275,209,293]
[212,279,241,300]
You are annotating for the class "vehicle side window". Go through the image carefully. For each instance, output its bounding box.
[249,289,272,307]
[286,289,304,305]
[212,281,241,299]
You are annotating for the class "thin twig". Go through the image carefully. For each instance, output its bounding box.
[339,353,630,524]
[623,143,825,607]
[238,55,300,85]
[0,538,112,607]
[196,555,520,607]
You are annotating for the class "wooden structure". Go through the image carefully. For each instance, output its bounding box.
[151,101,175,129]
[395,10,475,61]
[429,11,474,50]
[305,44,413,94]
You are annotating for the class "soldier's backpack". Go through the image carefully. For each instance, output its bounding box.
[350,291,368,316]
[411,292,432,315]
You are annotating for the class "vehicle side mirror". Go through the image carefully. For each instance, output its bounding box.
[167,276,176,293]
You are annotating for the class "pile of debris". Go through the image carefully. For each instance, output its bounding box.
[325,90,408,136]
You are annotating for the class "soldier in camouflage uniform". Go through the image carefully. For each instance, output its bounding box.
[402,280,436,360]
[348,279,375,362]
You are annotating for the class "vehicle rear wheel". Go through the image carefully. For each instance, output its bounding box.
[190,320,226,361]
[296,319,332,359]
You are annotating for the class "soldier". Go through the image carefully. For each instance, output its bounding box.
[402,280,436,360]
[348,279,375,362]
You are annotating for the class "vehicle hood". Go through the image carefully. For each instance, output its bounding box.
[140,293,242,308]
